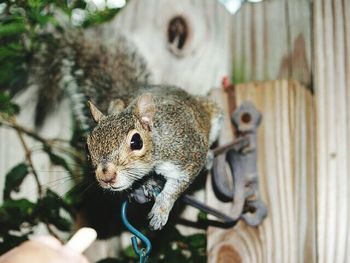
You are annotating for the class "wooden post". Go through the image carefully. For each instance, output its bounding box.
[230,0,312,86]
[207,81,316,263]
[314,1,350,262]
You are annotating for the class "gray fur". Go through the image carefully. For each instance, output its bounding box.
[33,32,152,130]
[33,31,222,230]
[87,85,222,229]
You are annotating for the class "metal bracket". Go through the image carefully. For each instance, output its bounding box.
[126,101,267,228]
[211,101,267,226]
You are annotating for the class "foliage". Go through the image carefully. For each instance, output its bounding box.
[0,0,208,262]
[3,163,28,200]
[0,92,19,117]
[82,8,122,27]
[0,0,124,93]
[0,141,75,252]
[0,199,35,253]
[0,0,125,256]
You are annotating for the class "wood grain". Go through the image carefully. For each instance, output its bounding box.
[313,1,350,262]
[88,0,234,95]
[230,0,312,86]
[2,0,348,262]
[207,80,316,263]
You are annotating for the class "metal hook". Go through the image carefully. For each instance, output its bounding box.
[182,102,267,227]
[121,200,152,263]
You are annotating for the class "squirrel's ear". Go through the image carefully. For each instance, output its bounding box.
[88,100,105,123]
[137,93,155,131]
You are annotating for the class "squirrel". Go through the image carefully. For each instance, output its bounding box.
[31,31,223,230]
[86,85,222,230]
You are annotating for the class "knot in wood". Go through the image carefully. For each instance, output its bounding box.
[167,16,188,55]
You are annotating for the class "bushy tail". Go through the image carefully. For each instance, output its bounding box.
[32,31,152,132]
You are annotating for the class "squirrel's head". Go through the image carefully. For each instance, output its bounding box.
[86,94,155,191]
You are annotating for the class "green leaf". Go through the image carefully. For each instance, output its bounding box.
[0,199,36,232]
[122,245,139,259]
[197,211,207,221]
[47,152,68,169]
[71,1,87,10]
[3,163,29,200]
[0,58,27,88]
[0,21,26,37]
[0,92,20,116]
[0,43,24,60]
[82,8,122,28]
[186,233,206,249]
[43,146,71,172]
[43,146,73,175]
[27,0,44,9]
[36,189,73,231]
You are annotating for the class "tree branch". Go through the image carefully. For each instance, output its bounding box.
[6,117,62,241]
[0,117,84,162]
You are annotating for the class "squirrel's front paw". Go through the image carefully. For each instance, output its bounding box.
[148,198,172,230]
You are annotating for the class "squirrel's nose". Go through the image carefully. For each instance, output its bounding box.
[97,163,117,184]
[101,173,116,184]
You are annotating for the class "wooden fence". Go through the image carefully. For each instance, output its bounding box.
[1,0,349,262]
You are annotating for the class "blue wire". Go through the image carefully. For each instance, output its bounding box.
[121,200,152,263]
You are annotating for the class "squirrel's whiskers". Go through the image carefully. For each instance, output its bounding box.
[86,86,222,230]
[31,32,222,230]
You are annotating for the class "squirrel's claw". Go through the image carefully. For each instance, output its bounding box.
[149,214,168,230]
[148,208,169,230]
[148,199,171,230]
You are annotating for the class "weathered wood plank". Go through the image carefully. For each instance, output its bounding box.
[207,80,315,263]
[285,0,312,86]
[89,0,234,95]
[313,0,350,262]
[231,0,312,86]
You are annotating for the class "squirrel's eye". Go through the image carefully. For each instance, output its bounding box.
[130,133,143,151]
